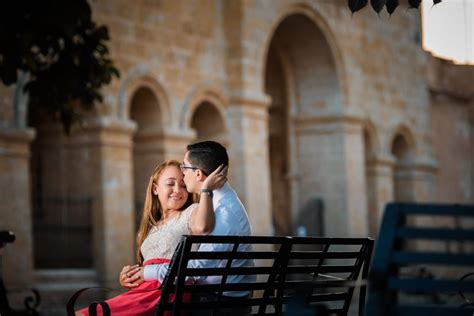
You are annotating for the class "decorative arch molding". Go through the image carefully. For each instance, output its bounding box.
[260,2,349,109]
[362,120,380,161]
[118,65,171,128]
[272,40,298,117]
[179,84,229,131]
[390,124,416,155]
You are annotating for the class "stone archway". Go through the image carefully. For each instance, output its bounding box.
[391,128,416,202]
[190,101,228,146]
[129,86,164,230]
[187,100,229,182]
[264,13,342,236]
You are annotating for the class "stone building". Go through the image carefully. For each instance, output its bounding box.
[0,0,472,313]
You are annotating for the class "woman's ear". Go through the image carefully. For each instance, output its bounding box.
[152,183,158,195]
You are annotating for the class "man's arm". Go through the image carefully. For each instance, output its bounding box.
[143,263,170,283]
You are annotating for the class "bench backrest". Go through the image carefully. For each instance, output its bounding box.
[156,235,373,316]
[365,202,474,316]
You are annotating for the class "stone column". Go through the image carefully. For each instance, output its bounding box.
[411,160,437,202]
[226,96,273,236]
[340,119,370,237]
[294,117,369,238]
[366,154,395,237]
[79,118,136,288]
[0,128,35,289]
[161,127,196,161]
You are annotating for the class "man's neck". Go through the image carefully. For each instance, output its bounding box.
[193,181,203,194]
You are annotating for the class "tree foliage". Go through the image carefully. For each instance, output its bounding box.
[348,0,442,15]
[0,0,119,133]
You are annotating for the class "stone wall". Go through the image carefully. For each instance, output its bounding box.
[428,57,474,203]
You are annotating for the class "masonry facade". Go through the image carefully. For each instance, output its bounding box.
[0,0,472,313]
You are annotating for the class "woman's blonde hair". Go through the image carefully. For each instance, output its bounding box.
[135,160,194,264]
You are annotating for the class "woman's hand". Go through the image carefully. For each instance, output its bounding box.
[119,264,144,289]
[202,164,228,191]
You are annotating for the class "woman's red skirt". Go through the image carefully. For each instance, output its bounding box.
[78,258,171,316]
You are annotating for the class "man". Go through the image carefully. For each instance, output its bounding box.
[145,141,254,313]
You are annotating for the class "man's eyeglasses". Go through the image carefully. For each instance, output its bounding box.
[180,164,199,172]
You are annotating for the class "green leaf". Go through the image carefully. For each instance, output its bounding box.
[371,0,387,13]
[0,0,120,134]
[348,0,368,13]
[386,0,399,15]
[408,0,421,9]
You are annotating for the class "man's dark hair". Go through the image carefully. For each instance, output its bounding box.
[186,141,229,176]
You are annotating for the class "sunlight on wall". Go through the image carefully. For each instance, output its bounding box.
[422,0,474,65]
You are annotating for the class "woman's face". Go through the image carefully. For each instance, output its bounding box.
[153,166,189,212]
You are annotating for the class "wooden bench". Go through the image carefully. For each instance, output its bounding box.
[68,235,373,315]
[365,202,474,316]
[0,230,40,316]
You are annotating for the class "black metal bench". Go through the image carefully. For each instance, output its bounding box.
[68,235,373,315]
[365,202,474,316]
[0,231,40,316]
[156,235,373,315]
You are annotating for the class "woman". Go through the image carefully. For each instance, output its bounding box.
[77,159,226,316]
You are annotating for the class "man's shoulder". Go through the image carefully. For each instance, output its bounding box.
[220,184,243,202]
[216,193,246,213]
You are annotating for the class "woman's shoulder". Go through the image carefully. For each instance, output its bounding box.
[185,202,199,211]
[183,203,198,215]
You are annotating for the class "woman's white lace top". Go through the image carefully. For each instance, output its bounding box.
[140,204,197,261]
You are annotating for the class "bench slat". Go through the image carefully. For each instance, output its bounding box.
[388,278,474,293]
[179,281,362,294]
[184,265,358,276]
[292,237,375,245]
[289,251,366,260]
[185,266,278,276]
[187,251,283,260]
[177,297,280,308]
[394,203,474,216]
[299,292,348,303]
[397,227,474,240]
[397,305,474,316]
[392,251,474,265]
[186,250,369,260]
[285,265,357,274]
[181,282,280,292]
[281,279,363,289]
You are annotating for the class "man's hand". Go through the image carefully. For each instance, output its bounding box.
[119,264,144,288]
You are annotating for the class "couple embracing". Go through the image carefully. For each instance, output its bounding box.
[77,141,253,316]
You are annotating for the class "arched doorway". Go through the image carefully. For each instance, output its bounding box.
[264,13,341,236]
[129,87,164,230]
[188,100,229,176]
[391,133,415,201]
[190,101,228,145]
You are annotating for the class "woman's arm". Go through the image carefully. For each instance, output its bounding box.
[119,264,144,288]
[188,165,228,235]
